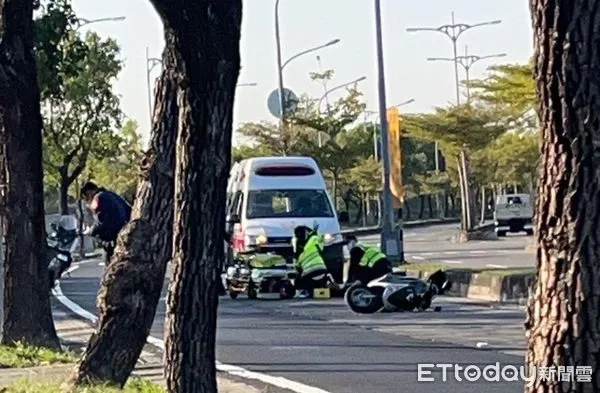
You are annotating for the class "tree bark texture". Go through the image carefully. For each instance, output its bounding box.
[72,33,179,386]
[525,1,600,392]
[155,1,242,392]
[0,0,59,348]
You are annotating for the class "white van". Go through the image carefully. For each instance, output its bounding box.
[225,156,345,281]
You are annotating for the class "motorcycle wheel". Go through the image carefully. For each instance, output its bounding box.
[229,291,239,300]
[344,284,383,314]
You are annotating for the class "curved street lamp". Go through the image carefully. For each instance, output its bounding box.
[78,16,126,27]
[317,76,367,113]
[275,0,340,122]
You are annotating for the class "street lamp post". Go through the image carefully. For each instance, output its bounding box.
[374,0,402,262]
[427,46,506,102]
[145,48,163,124]
[274,0,340,123]
[316,76,367,147]
[78,16,126,27]
[407,12,501,171]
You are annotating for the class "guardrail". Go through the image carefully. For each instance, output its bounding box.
[340,217,461,237]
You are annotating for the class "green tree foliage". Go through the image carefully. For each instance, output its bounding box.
[86,120,143,203]
[467,62,536,128]
[485,132,540,188]
[37,16,123,213]
[291,84,368,206]
[348,156,382,195]
[404,104,507,154]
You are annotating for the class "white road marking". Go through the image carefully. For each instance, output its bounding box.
[421,252,434,256]
[52,282,331,393]
[440,260,463,264]
[66,265,79,274]
[443,251,458,255]
[485,264,507,269]
[98,262,105,266]
[411,256,425,260]
[470,250,485,254]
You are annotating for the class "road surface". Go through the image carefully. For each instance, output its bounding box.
[357,223,534,269]
[57,258,532,393]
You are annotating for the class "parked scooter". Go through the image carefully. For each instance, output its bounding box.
[344,269,452,314]
[47,215,80,290]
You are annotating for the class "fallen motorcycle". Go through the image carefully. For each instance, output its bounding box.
[344,269,452,314]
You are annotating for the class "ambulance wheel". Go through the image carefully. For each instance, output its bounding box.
[229,291,239,300]
[247,285,258,299]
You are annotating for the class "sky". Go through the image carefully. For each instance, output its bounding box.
[71,0,534,147]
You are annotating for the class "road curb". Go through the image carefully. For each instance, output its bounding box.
[340,217,460,237]
[403,265,535,304]
[47,303,268,392]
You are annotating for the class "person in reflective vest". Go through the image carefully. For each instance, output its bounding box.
[345,235,393,285]
[292,226,329,297]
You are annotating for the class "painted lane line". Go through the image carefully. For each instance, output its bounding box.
[421,252,434,256]
[440,260,463,264]
[52,283,331,393]
[411,256,425,260]
[443,251,458,255]
[98,262,105,267]
[485,264,507,269]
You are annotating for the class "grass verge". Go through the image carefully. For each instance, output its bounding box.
[4,377,165,393]
[0,343,76,368]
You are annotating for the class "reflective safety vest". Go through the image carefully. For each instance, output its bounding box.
[358,245,386,268]
[294,235,327,276]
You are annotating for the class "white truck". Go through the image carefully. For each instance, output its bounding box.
[493,193,534,236]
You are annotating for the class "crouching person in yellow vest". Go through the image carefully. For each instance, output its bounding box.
[345,235,393,285]
[292,226,329,298]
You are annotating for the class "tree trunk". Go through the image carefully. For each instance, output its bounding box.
[72,34,179,386]
[525,1,600,391]
[450,193,456,216]
[444,192,449,217]
[361,193,367,227]
[404,199,411,221]
[59,171,69,215]
[332,173,338,211]
[159,2,242,392]
[456,156,467,230]
[418,195,425,219]
[0,0,59,348]
[427,195,433,218]
[480,186,486,224]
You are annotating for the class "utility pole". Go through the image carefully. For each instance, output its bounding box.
[407,12,502,165]
[373,0,402,263]
[407,13,502,222]
[427,45,506,102]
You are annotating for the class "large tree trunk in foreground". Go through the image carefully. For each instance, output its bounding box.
[0,0,59,348]
[72,35,179,386]
[525,1,600,392]
[156,1,242,391]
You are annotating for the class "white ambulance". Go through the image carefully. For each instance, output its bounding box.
[225,156,345,282]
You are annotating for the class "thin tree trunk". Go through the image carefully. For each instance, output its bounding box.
[72,35,179,386]
[159,2,242,392]
[525,1,600,391]
[361,193,367,227]
[480,186,486,224]
[456,156,467,230]
[444,192,449,217]
[59,171,69,214]
[0,0,59,348]
[418,195,425,219]
[427,195,433,218]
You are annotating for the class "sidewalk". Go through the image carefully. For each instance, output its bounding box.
[0,304,267,392]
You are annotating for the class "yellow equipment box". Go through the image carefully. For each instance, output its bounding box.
[313,288,330,298]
